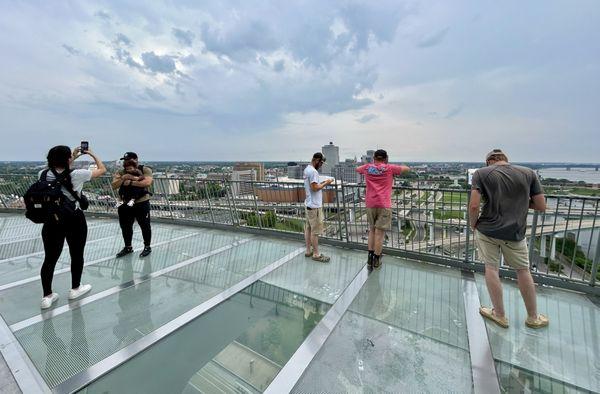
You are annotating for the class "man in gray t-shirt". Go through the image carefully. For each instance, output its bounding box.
[469,149,549,329]
[472,157,543,242]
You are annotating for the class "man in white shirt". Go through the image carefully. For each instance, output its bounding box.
[304,152,334,262]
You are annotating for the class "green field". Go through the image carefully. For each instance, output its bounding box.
[544,186,599,197]
[441,193,468,204]
[433,210,465,220]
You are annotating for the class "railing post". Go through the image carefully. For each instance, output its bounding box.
[223,180,236,226]
[589,230,600,286]
[464,188,471,262]
[341,182,349,243]
[528,210,539,266]
[251,182,262,229]
[160,179,175,219]
[334,181,343,240]
[0,184,8,209]
[205,181,216,224]
[228,180,240,226]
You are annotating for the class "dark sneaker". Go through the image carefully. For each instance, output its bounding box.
[139,246,152,258]
[373,255,382,269]
[367,253,374,272]
[116,246,133,258]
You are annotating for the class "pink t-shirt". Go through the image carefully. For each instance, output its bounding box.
[356,163,409,208]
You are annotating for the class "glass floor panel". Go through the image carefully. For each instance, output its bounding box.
[0,228,242,325]
[475,273,600,392]
[82,281,331,394]
[260,244,366,304]
[13,237,300,388]
[293,258,473,393]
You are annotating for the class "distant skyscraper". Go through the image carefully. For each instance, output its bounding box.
[287,162,308,179]
[321,141,339,175]
[361,150,375,164]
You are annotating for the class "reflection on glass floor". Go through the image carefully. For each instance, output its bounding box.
[0,212,599,393]
[293,260,473,393]
[475,274,600,393]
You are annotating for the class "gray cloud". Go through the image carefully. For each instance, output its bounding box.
[201,20,279,61]
[141,52,176,73]
[114,33,132,47]
[418,27,450,48]
[172,28,195,46]
[272,59,284,72]
[62,44,80,56]
[94,10,110,22]
[144,88,166,101]
[357,113,378,123]
[445,104,464,119]
[113,47,143,69]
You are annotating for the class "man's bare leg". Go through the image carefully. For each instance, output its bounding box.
[516,268,538,319]
[374,228,385,256]
[304,226,312,255]
[484,265,505,317]
[311,233,320,257]
[368,226,375,251]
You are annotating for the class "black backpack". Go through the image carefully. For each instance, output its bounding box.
[24,169,88,224]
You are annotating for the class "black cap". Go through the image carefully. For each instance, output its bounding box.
[374,149,388,160]
[120,152,138,160]
[312,152,326,162]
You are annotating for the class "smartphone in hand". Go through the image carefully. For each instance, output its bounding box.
[80,141,89,153]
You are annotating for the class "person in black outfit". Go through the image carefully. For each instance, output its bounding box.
[112,152,153,258]
[39,145,106,309]
[116,160,150,207]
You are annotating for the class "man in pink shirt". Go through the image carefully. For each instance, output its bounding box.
[356,150,410,270]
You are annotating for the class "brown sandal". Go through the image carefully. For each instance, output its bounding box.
[312,254,331,263]
[479,307,509,328]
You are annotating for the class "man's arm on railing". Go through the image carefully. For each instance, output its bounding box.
[529,194,546,212]
[469,189,481,230]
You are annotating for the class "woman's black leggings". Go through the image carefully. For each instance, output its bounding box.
[41,210,87,296]
[118,200,152,247]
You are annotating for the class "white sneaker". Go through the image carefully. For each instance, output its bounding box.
[41,293,59,309]
[69,284,92,300]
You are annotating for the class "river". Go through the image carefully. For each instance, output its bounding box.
[538,167,600,184]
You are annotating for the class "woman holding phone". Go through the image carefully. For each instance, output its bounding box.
[39,144,106,309]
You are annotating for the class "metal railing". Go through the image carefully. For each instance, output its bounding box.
[1,174,599,291]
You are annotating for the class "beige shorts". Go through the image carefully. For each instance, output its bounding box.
[475,231,530,270]
[367,208,392,230]
[305,208,324,235]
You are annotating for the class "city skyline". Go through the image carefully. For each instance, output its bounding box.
[1,1,599,162]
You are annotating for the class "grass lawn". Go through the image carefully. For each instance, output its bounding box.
[433,210,464,220]
[441,193,468,204]
[568,187,600,197]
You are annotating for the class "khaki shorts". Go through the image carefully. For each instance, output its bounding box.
[367,208,392,230]
[475,231,530,270]
[305,208,324,235]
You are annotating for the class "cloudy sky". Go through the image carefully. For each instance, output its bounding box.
[1,1,599,162]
